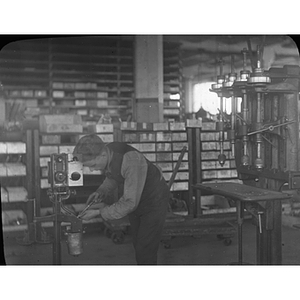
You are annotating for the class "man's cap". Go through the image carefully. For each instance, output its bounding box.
[73,134,105,162]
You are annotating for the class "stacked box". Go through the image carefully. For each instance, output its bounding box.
[153,123,169,131]
[186,119,202,128]
[53,91,65,98]
[172,132,187,141]
[6,187,28,202]
[120,122,137,131]
[75,100,87,106]
[41,167,48,178]
[89,124,114,133]
[156,132,172,142]
[97,92,108,98]
[40,178,51,189]
[40,145,59,156]
[64,82,75,89]
[169,122,185,131]
[122,133,138,143]
[42,135,61,145]
[137,123,153,131]
[97,100,108,107]
[6,142,26,154]
[39,157,50,169]
[59,145,76,154]
[87,124,114,143]
[156,143,172,152]
[139,133,156,142]
[34,90,47,97]
[0,143,7,153]
[53,82,64,89]
[2,210,27,227]
[1,187,8,202]
[39,115,83,133]
[5,163,26,176]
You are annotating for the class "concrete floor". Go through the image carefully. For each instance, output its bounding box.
[1,219,300,265]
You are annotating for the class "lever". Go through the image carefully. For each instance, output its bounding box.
[248,120,295,136]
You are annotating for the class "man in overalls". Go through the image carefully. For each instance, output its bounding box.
[73,134,170,265]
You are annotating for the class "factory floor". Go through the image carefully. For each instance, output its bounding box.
[1,218,300,265]
[2,218,299,300]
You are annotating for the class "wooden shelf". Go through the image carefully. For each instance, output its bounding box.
[1,37,184,122]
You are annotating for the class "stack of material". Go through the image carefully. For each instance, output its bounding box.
[39,114,83,133]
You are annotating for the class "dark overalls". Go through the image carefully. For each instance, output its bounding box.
[105,143,170,265]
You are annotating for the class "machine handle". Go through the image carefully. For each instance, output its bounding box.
[258,212,263,234]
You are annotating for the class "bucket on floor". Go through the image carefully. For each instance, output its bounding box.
[66,231,83,256]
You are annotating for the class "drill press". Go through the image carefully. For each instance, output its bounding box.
[208,41,300,264]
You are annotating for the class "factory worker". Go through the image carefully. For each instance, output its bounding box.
[73,134,170,265]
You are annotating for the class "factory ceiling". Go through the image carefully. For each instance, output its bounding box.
[4,35,299,84]
[163,35,300,82]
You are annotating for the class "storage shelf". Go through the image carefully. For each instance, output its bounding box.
[51,96,132,101]
[55,105,128,109]
[2,37,184,122]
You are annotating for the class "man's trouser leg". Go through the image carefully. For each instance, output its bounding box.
[129,204,167,265]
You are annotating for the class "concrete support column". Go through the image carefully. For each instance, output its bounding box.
[134,35,163,122]
[0,91,6,127]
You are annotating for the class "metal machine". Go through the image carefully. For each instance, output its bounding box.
[211,45,300,186]
[209,42,300,264]
[35,153,84,264]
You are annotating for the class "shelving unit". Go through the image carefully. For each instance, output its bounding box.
[163,42,185,121]
[0,37,185,123]
[48,37,134,121]
[115,121,189,192]
[0,36,135,123]
[0,130,35,235]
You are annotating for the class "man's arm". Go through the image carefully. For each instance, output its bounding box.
[86,177,118,205]
[96,177,118,198]
[100,151,148,220]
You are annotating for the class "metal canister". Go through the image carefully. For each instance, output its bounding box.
[66,231,83,256]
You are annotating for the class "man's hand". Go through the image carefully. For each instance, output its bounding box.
[86,191,105,205]
[79,209,99,221]
[79,202,107,220]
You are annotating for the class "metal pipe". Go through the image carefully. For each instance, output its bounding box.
[236,201,243,264]
[230,96,236,157]
[218,96,226,166]
[255,92,263,169]
[239,93,249,165]
[53,194,62,265]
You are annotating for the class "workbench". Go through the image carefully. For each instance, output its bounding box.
[193,182,291,265]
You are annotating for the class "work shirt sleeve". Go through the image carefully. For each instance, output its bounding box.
[100,151,148,220]
[96,177,118,199]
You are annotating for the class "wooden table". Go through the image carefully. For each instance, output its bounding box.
[193,182,291,265]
